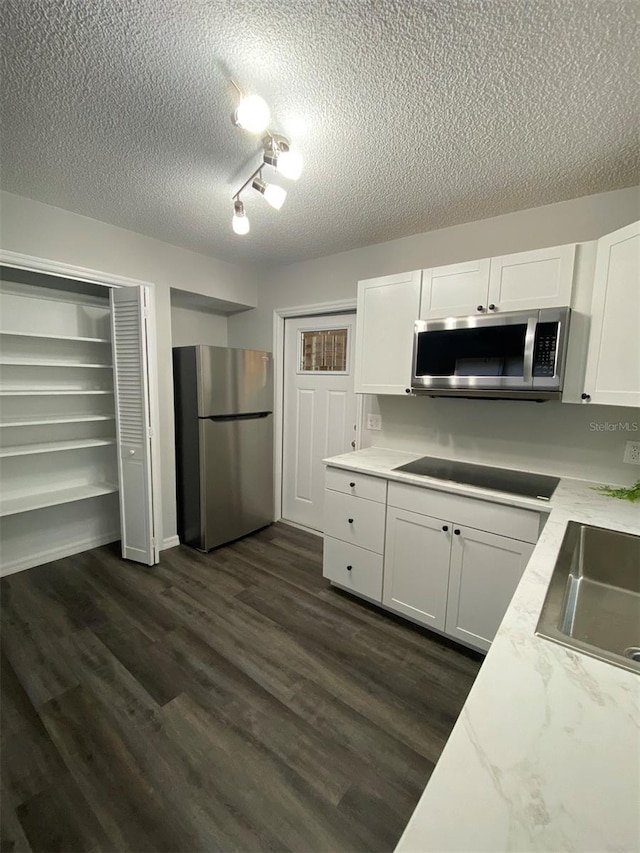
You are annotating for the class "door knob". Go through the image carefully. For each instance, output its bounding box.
[477,305,485,312]
[454,529,461,535]
[346,565,352,571]
[349,482,355,487]
[581,393,591,401]
[351,440,356,448]
[488,303,497,311]
[348,518,354,524]
[442,525,449,532]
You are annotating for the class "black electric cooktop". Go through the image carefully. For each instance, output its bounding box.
[393,456,559,501]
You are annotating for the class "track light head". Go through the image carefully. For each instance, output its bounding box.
[232,199,250,235]
[263,134,304,180]
[252,176,287,210]
[232,94,271,134]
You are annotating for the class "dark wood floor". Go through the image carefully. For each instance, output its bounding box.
[1,522,482,853]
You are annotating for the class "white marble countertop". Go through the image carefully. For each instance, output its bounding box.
[323,447,640,853]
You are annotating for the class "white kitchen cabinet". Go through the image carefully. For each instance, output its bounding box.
[323,470,541,651]
[420,244,576,320]
[354,271,422,395]
[445,526,534,652]
[419,259,490,320]
[322,471,387,602]
[323,536,384,601]
[383,506,451,630]
[487,244,576,313]
[582,221,640,407]
[323,489,386,553]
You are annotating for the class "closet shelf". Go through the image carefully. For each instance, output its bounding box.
[0,414,115,428]
[0,330,111,343]
[0,358,113,368]
[0,438,116,458]
[0,482,119,517]
[0,389,113,396]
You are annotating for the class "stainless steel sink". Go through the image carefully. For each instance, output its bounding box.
[536,521,640,674]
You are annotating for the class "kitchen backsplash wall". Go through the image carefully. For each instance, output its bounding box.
[360,395,639,486]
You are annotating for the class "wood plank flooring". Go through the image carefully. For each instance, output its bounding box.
[1,522,482,853]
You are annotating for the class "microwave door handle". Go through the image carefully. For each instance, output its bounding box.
[523,318,536,385]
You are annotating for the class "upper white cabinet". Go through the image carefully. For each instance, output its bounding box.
[354,270,422,395]
[487,244,576,313]
[419,258,490,319]
[420,244,576,319]
[582,221,640,408]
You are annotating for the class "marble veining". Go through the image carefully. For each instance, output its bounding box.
[323,447,640,852]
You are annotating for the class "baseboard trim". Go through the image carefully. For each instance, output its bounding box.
[0,531,120,578]
[278,519,323,538]
[161,535,181,550]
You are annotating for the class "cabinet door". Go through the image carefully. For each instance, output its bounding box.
[420,258,490,319]
[354,271,422,395]
[582,221,640,407]
[445,527,534,651]
[383,507,451,630]
[487,244,575,313]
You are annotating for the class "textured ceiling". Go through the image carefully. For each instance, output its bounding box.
[1,0,639,266]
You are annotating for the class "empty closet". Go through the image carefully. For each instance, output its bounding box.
[0,264,157,576]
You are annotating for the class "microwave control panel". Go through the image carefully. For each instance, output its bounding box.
[532,323,558,377]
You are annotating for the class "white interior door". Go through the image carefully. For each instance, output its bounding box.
[282,313,357,532]
[110,285,157,564]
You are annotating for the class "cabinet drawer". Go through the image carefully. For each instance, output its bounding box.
[388,481,541,544]
[323,536,383,601]
[325,466,387,503]
[324,490,386,553]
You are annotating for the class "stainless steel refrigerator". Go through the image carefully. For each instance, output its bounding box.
[173,345,274,550]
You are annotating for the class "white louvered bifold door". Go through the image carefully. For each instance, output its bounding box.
[110,285,156,565]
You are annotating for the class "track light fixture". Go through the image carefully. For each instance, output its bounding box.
[229,80,304,236]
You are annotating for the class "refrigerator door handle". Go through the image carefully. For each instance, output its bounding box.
[204,411,272,422]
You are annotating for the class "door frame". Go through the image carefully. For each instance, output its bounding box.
[273,298,361,523]
[0,249,163,560]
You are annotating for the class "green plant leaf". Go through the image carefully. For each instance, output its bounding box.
[592,479,640,502]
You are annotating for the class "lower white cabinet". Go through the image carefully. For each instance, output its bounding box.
[383,507,451,630]
[323,489,386,553]
[323,536,384,600]
[383,508,534,650]
[322,474,387,602]
[322,465,541,653]
[445,526,535,651]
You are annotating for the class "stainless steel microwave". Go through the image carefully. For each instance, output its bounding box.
[411,307,571,400]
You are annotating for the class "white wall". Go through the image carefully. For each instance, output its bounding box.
[372,395,639,485]
[229,185,640,486]
[0,190,258,546]
[170,305,228,347]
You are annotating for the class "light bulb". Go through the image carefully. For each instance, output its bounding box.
[233,94,270,134]
[232,200,250,235]
[253,177,287,210]
[277,148,303,180]
[263,183,287,210]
